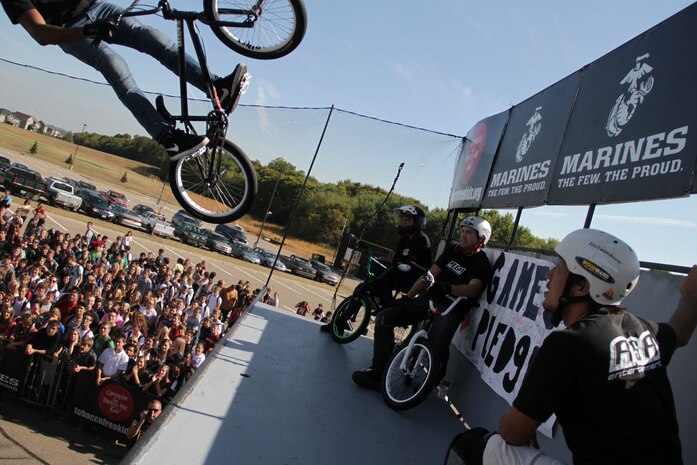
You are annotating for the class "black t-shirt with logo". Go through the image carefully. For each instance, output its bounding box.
[514,312,682,465]
[430,245,492,313]
[1,0,91,25]
[434,244,491,287]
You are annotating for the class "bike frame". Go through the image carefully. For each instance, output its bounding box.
[398,296,464,372]
[353,248,394,314]
[123,0,259,126]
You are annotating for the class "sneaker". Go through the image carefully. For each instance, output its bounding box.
[352,368,381,391]
[160,129,208,161]
[319,323,331,333]
[214,63,251,114]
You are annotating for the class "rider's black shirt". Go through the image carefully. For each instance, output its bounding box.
[393,230,432,271]
[2,0,91,25]
[514,312,682,465]
[434,244,491,287]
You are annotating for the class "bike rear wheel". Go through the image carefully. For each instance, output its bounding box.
[381,337,440,411]
[169,139,257,224]
[330,295,371,344]
[204,0,307,60]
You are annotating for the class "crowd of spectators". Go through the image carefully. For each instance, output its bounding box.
[0,201,258,411]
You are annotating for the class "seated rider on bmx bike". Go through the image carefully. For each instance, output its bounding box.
[352,216,493,390]
[451,229,697,465]
[2,0,250,160]
[321,205,432,332]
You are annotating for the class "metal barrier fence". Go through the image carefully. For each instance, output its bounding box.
[0,348,159,439]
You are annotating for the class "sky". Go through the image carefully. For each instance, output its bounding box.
[0,0,695,269]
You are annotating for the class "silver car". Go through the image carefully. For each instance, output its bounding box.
[204,230,233,255]
[254,247,289,272]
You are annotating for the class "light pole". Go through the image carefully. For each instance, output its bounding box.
[254,174,281,248]
[255,210,272,248]
[70,123,87,171]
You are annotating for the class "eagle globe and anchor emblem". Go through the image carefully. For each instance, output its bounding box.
[515,106,542,163]
[606,53,655,137]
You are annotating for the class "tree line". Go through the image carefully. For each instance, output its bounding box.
[66,132,559,254]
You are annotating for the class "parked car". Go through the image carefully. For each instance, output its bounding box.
[172,209,202,229]
[75,179,97,192]
[285,255,318,279]
[111,205,145,230]
[0,156,10,173]
[202,230,233,255]
[8,162,30,172]
[173,222,207,247]
[45,177,82,211]
[140,211,176,239]
[311,260,340,286]
[254,247,289,272]
[229,242,261,264]
[215,223,248,244]
[133,204,155,216]
[79,189,116,221]
[2,165,48,200]
[101,189,129,208]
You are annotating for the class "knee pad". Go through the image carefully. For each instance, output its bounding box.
[444,428,494,465]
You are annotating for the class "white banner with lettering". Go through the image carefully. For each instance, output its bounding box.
[452,249,559,437]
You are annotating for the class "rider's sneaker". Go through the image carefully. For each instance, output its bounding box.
[160,129,208,161]
[352,368,381,391]
[319,323,331,333]
[214,63,251,114]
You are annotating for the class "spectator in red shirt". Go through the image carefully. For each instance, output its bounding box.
[56,288,80,323]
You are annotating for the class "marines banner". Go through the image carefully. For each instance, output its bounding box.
[548,3,697,204]
[448,110,509,209]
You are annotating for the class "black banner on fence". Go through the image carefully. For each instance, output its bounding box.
[72,373,155,437]
[0,349,28,394]
[482,72,581,208]
[548,3,697,204]
[449,110,510,209]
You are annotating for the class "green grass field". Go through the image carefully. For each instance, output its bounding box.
[0,123,335,259]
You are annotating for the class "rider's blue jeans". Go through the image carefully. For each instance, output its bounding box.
[60,1,219,141]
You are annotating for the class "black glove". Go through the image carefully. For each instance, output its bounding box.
[427,281,452,300]
[395,295,411,306]
[83,19,118,43]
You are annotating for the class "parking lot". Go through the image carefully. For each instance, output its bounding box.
[0,148,356,315]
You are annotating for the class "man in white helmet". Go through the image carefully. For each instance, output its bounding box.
[353,215,493,390]
[452,229,697,465]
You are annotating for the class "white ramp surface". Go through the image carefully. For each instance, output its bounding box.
[126,303,465,465]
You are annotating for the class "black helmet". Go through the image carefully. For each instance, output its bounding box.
[396,205,426,234]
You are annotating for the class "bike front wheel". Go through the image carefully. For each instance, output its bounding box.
[381,337,440,411]
[330,295,371,344]
[169,139,257,224]
[204,0,307,60]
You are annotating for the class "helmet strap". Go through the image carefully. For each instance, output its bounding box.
[551,275,593,326]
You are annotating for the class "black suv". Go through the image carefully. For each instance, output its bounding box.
[215,223,248,244]
[0,156,10,173]
[79,190,115,220]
